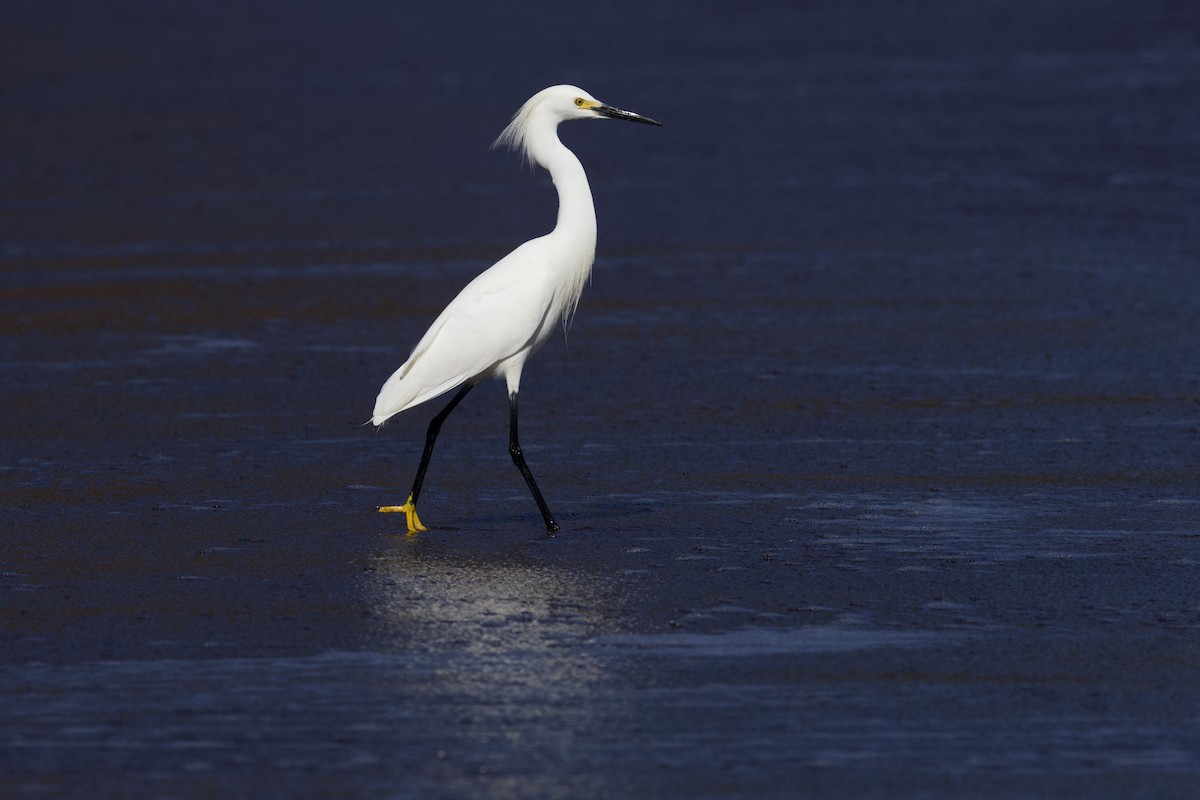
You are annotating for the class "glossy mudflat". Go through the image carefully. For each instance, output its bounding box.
[3,1,1199,798]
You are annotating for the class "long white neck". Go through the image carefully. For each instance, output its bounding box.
[527,125,597,327]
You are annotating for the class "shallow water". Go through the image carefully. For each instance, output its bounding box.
[4,1,1200,797]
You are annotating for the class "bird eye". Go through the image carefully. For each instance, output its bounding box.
[574,98,585,107]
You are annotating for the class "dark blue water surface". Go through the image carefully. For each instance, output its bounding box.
[3,1,1200,797]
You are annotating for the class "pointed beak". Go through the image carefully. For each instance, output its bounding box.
[594,103,663,126]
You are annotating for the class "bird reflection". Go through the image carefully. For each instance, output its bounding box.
[362,542,617,695]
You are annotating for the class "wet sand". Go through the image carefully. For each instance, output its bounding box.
[3,1,1200,797]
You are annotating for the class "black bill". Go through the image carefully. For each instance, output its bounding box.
[595,103,663,126]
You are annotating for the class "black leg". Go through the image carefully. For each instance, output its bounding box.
[508,391,560,533]
[410,383,473,505]
[378,383,473,530]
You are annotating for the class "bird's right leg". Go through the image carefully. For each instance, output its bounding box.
[377,383,473,532]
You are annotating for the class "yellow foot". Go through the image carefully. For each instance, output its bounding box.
[376,494,427,533]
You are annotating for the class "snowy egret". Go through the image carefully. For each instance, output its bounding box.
[372,85,661,534]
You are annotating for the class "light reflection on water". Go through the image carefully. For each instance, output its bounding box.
[362,541,616,692]
[354,545,636,797]
[1,549,629,798]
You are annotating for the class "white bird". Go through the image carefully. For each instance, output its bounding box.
[372,84,661,534]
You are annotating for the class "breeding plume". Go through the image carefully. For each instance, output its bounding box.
[372,85,661,534]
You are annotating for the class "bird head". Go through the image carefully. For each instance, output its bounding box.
[555,85,663,126]
[493,85,661,164]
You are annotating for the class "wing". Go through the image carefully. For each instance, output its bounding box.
[372,240,555,425]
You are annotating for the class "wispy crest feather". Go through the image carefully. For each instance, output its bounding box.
[491,93,541,167]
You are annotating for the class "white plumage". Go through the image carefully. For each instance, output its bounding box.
[371,237,563,425]
[371,84,660,534]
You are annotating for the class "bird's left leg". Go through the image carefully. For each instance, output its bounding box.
[508,391,561,534]
[378,383,473,532]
